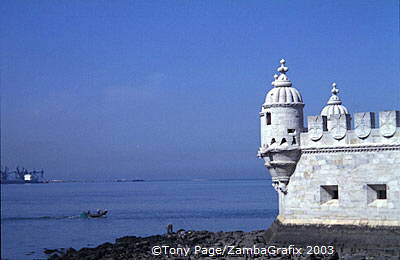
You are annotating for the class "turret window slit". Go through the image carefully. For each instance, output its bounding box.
[266,112,271,125]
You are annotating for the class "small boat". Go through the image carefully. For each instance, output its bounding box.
[80,209,108,218]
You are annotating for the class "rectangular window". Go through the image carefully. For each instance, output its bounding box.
[266,112,271,125]
[367,184,387,204]
[287,129,296,134]
[320,185,339,204]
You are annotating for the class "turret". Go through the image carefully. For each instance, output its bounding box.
[257,59,304,193]
[321,82,349,117]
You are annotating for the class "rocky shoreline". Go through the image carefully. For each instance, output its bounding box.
[45,229,339,259]
[45,229,273,260]
[45,221,400,259]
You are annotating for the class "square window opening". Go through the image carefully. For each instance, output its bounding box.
[320,185,339,204]
[367,184,387,204]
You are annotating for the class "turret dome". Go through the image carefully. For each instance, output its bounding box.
[263,59,303,107]
[321,83,349,117]
[265,87,303,104]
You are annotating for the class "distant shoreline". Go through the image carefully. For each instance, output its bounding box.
[1,178,272,185]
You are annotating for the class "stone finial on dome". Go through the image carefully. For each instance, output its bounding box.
[277,59,289,73]
[264,59,303,106]
[331,82,339,94]
[272,59,292,87]
[321,82,349,117]
[327,82,342,105]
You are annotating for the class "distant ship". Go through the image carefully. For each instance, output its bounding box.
[0,166,46,184]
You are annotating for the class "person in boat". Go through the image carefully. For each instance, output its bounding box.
[81,209,107,218]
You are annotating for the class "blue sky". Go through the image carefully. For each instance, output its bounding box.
[1,1,399,180]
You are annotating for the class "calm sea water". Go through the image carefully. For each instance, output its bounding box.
[1,179,278,260]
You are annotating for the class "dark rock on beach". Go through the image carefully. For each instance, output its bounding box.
[47,221,400,259]
[46,229,334,259]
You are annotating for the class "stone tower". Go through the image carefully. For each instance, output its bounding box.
[320,82,349,117]
[257,59,304,194]
[259,59,400,256]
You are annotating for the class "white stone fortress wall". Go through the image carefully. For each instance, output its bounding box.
[280,111,400,226]
[258,59,400,227]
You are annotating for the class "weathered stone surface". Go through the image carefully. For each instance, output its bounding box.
[354,112,375,139]
[308,115,327,141]
[327,114,351,140]
[281,131,400,226]
[380,111,400,138]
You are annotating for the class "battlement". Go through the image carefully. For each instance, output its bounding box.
[301,110,400,149]
[258,59,400,228]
